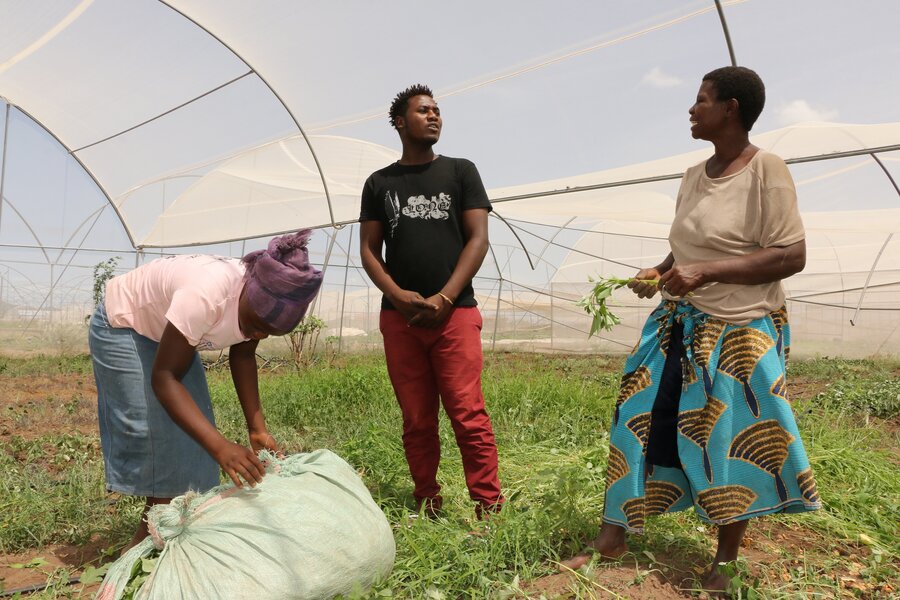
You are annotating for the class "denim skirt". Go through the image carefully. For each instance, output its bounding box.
[88,302,219,497]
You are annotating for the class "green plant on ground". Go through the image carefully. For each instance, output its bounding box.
[1,353,898,598]
[324,334,340,365]
[0,354,93,377]
[715,559,762,599]
[817,374,900,418]
[285,315,326,368]
[91,257,120,309]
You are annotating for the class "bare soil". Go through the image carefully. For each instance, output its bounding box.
[0,371,104,597]
[0,541,104,598]
[0,374,97,441]
[529,520,889,599]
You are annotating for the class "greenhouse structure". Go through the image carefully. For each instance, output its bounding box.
[1,0,898,357]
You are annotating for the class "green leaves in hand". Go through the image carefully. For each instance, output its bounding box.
[576,276,659,337]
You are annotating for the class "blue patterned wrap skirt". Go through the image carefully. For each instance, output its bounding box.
[602,300,821,533]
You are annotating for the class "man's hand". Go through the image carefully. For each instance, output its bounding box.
[409,293,454,328]
[211,438,266,488]
[390,290,439,323]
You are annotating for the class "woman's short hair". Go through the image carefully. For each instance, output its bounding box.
[703,66,766,131]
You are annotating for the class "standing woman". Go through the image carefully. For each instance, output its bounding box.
[89,230,323,550]
[562,67,821,593]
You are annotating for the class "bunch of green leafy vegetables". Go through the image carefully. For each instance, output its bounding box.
[577,276,660,336]
[122,551,160,600]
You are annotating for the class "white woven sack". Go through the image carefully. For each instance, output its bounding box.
[96,449,395,599]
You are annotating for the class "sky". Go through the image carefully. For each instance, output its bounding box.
[0,0,898,313]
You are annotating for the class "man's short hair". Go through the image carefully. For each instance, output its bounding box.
[702,66,766,131]
[389,84,434,129]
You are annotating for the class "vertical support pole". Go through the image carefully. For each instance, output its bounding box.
[550,281,555,351]
[337,225,353,353]
[366,291,371,348]
[0,103,10,233]
[491,278,503,352]
[48,263,54,326]
[311,227,338,320]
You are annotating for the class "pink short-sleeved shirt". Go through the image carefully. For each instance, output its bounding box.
[104,255,249,350]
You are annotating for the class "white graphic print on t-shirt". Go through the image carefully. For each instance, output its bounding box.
[385,191,401,237]
[401,193,451,220]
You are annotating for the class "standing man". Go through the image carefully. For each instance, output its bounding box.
[359,84,503,519]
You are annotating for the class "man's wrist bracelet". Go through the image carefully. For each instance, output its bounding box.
[438,292,454,306]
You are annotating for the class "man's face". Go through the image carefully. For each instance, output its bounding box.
[398,95,442,145]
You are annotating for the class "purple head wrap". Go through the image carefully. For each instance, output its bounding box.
[241,229,324,332]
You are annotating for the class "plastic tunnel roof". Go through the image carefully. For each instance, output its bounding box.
[1,1,900,357]
[490,122,900,224]
[2,1,898,249]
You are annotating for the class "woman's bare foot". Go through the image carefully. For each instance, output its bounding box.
[699,520,749,596]
[559,523,628,571]
[701,568,730,598]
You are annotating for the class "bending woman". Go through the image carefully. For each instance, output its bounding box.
[88,230,323,550]
[562,67,821,593]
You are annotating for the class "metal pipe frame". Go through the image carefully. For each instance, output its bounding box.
[850,152,900,325]
[157,1,338,231]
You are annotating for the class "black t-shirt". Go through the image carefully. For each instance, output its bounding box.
[359,155,492,310]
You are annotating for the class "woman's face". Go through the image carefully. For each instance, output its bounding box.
[688,80,728,140]
[238,289,283,340]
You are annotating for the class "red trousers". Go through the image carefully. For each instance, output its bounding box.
[380,307,503,512]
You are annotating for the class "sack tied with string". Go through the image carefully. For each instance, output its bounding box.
[95,449,395,600]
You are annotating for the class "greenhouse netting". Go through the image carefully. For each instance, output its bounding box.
[1,0,898,357]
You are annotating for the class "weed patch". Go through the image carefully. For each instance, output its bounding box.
[1,352,897,598]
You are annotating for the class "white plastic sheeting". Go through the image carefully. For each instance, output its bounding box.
[481,122,900,356]
[1,1,898,356]
[140,136,400,247]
